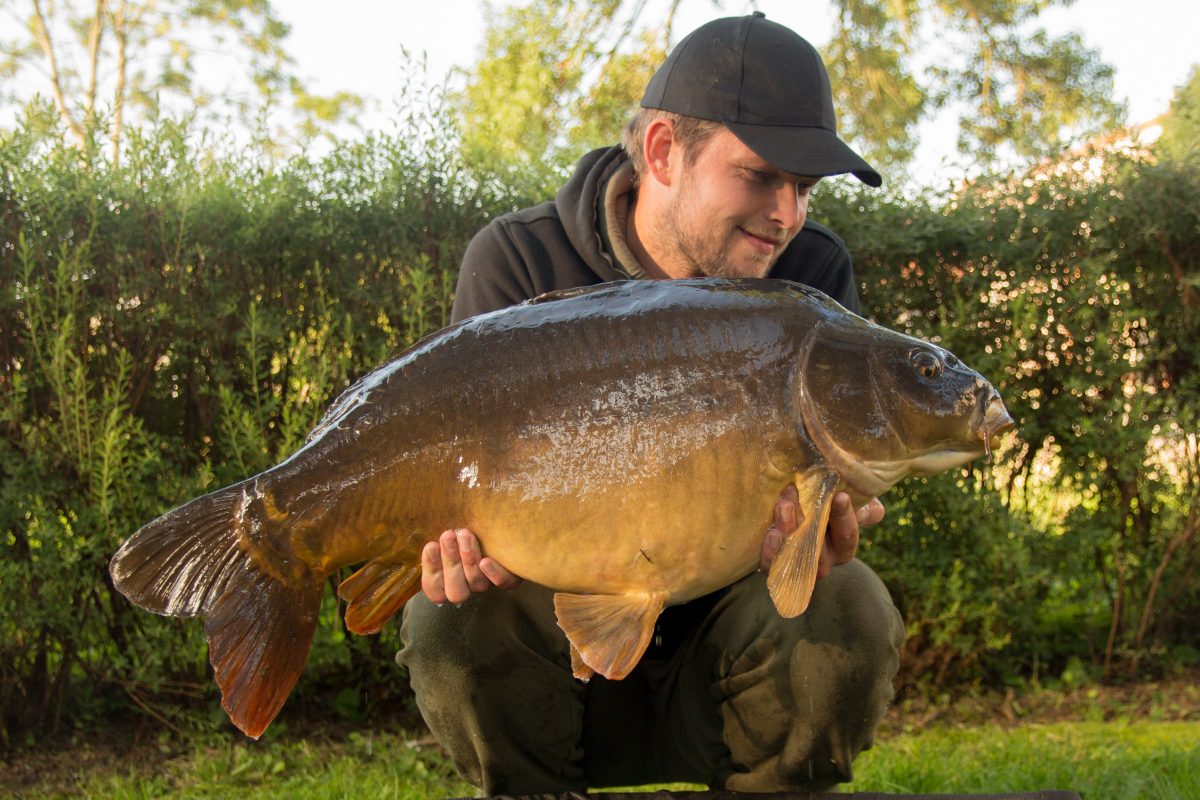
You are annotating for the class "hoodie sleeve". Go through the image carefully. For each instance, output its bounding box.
[452,196,612,323]
[451,219,539,323]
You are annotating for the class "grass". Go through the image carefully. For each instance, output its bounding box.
[850,720,1199,799]
[13,719,1188,799]
[66,730,474,799]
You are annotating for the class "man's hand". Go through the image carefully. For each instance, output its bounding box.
[421,528,521,605]
[760,485,884,576]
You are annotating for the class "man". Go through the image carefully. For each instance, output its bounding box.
[397,13,904,795]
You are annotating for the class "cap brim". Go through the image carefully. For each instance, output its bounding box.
[725,121,882,187]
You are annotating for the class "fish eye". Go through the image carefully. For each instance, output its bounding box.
[910,349,943,379]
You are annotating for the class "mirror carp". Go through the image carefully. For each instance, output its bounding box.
[110,278,1015,739]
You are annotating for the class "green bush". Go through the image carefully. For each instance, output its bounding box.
[2,101,1197,745]
[0,102,540,746]
[817,151,1200,692]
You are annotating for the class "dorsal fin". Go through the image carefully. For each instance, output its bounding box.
[525,281,634,306]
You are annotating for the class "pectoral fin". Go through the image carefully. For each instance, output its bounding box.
[553,590,667,681]
[338,560,421,635]
[767,471,840,618]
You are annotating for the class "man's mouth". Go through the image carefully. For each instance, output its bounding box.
[739,228,782,254]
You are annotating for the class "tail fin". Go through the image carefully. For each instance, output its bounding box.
[205,568,322,738]
[109,480,324,739]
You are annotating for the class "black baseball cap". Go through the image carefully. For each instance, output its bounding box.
[641,12,882,187]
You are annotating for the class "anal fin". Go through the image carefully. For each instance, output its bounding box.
[568,642,596,682]
[553,590,667,681]
[337,560,421,635]
[767,471,840,618]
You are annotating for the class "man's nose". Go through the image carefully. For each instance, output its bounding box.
[770,183,807,230]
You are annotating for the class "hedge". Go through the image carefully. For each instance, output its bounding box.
[2,106,1197,745]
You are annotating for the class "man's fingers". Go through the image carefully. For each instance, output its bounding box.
[479,557,522,589]
[760,527,783,572]
[818,492,861,578]
[420,540,447,604]
[858,497,885,528]
[775,493,798,534]
[761,485,802,571]
[437,529,472,605]
[420,527,523,604]
[456,529,493,593]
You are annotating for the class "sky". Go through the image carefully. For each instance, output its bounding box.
[278,0,1198,187]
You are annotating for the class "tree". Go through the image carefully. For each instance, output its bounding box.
[1157,64,1200,162]
[825,0,1126,169]
[455,0,1125,177]
[0,0,361,163]
[453,0,676,183]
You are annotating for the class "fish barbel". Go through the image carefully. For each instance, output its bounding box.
[110,278,1015,738]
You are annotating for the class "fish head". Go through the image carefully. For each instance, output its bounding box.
[795,315,1016,501]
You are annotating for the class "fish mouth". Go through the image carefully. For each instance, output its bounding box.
[978,395,1016,457]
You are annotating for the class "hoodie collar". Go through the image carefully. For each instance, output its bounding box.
[555,146,646,281]
[597,159,645,279]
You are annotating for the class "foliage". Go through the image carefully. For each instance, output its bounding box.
[0,88,540,747]
[454,0,1124,174]
[2,76,1198,747]
[1157,64,1200,163]
[0,0,362,163]
[812,141,1200,690]
[453,0,674,191]
[825,0,1125,169]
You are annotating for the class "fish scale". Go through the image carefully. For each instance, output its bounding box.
[110,277,1014,738]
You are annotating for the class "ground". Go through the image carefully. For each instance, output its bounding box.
[880,671,1200,735]
[2,673,1197,797]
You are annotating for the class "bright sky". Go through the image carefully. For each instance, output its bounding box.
[280,0,1197,187]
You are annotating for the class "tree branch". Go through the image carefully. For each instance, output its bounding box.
[1131,496,1198,679]
[1156,230,1199,310]
[85,0,109,130]
[30,0,86,147]
[109,0,130,165]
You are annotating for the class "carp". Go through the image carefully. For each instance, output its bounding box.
[110,278,1014,739]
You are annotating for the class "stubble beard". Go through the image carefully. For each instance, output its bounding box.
[658,188,776,280]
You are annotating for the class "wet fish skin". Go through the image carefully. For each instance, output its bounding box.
[109,278,1014,739]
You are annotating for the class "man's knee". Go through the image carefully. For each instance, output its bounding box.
[805,558,905,665]
[783,559,904,749]
[398,582,563,674]
[711,561,904,792]
[715,559,904,669]
[396,585,587,794]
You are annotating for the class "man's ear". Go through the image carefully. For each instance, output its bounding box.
[643,118,677,188]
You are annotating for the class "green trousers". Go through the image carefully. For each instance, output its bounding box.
[396,560,904,795]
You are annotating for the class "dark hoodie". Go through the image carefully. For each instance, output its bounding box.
[451,146,861,322]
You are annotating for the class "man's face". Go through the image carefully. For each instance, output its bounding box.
[654,127,820,279]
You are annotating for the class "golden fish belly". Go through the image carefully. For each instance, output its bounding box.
[454,381,800,603]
